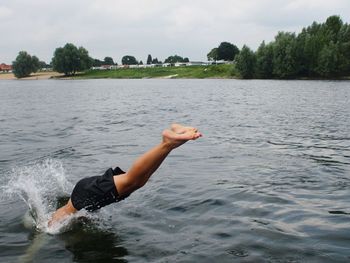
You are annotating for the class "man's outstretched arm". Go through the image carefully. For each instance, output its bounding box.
[48,124,202,227]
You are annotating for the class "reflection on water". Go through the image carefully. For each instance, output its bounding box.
[18,232,49,263]
[60,224,128,263]
[17,223,128,263]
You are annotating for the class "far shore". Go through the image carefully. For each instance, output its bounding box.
[1,68,349,81]
[0,65,236,80]
[0,71,64,80]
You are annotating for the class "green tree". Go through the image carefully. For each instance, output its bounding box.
[164,55,188,63]
[104,56,114,65]
[337,23,350,75]
[294,29,308,76]
[255,41,274,78]
[31,55,40,73]
[217,42,239,61]
[235,45,256,79]
[12,51,40,78]
[152,58,159,64]
[207,48,218,61]
[183,57,189,63]
[300,22,324,76]
[304,35,322,76]
[147,54,152,64]
[324,15,343,43]
[93,59,103,67]
[272,32,298,78]
[39,61,49,69]
[79,47,93,70]
[139,60,143,65]
[52,43,92,76]
[316,42,339,77]
[122,55,138,65]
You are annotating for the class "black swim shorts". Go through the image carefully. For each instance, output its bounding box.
[70,167,126,212]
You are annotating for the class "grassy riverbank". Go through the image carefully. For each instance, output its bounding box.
[75,64,237,79]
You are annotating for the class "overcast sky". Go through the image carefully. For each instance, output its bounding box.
[1,0,350,64]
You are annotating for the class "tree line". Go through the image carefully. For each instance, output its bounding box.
[234,15,350,79]
[12,15,349,79]
[12,43,191,78]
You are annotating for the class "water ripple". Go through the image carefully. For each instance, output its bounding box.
[0,79,350,262]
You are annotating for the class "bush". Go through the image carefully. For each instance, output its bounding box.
[235,45,256,79]
[12,51,40,78]
[52,43,92,76]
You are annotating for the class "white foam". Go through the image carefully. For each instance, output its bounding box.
[1,158,114,234]
[2,159,74,232]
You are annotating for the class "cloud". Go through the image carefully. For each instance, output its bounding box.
[0,6,12,19]
[0,0,350,64]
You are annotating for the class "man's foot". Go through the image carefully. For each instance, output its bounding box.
[171,123,198,134]
[162,127,202,149]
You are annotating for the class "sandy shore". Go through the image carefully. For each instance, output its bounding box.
[0,72,64,80]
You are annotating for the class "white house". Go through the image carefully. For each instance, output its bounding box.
[186,61,207,66]
[92,65,117,70]
[174,62,187,67]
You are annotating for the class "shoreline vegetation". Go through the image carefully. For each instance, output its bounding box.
[75,64,237,79]
[0,65,236,80]
[1,64,349,80]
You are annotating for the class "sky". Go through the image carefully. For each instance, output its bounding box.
[1,0,350,64]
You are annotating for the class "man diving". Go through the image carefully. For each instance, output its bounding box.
[49,124,202,226]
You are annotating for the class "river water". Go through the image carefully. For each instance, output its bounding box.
[0,79,349,263]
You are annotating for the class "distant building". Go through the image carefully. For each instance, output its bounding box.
[174,62,187,67]
[91,65,117,70]
[90,60,231,71]
[0,63,12,72]
[144,64,156,68]
[186,61,208,66]
[106,65,117,70]
[212,60,233,65]
[40,67,53,71]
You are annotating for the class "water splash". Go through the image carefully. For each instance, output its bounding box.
[1,158,114,235]
[2,159,75,232]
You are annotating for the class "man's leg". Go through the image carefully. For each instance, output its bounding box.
[113,125,202,197]
[48,199,77,226]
